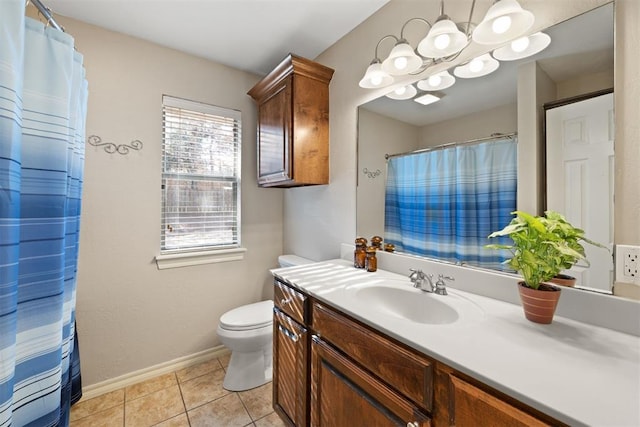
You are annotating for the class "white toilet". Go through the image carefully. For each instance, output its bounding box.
[217,254,313,391]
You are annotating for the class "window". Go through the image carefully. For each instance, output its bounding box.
[159,95,242,263]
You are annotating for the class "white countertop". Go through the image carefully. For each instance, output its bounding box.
[271,259,640,427]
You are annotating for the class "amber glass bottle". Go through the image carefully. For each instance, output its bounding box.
[365,246,377,272]
[354,238,367,269]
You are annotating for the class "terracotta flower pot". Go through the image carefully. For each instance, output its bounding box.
[550,274,577,287]
[517,282,561,324]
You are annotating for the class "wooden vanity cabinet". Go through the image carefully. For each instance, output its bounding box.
[271,279,564,427]
[273,280,310,426]
[248,54,334,187]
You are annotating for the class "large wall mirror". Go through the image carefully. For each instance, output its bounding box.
[356,3,615,294]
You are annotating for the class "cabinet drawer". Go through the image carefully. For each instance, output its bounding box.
[312,302,433,412]
[274,280,307,324]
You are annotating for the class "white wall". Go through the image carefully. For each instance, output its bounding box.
[305,0,638,299]
[45,16,285,386]
[356,108,419,239]
[418,103,517,148]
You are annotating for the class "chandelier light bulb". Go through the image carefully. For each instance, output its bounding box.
[434,33,451,50]
[428,75,442,87]
[370,75,383,86]
[492,15,512,34]
[394,86,407,95]
[469,58,484,73]
[418,70,455,91]
[511,36,530,52]
[385,84,417,100]
[394,56,408,70]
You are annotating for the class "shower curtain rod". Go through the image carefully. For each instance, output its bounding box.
[385,132,517,160]
[30,0,63,31]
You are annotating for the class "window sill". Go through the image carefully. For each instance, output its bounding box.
[155,247,247,270]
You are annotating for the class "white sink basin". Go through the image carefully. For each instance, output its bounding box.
[346,281,484,325]
[353,285,458,324]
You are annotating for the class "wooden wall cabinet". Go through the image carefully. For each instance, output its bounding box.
[248,54,334,187]
[272,279,564,426]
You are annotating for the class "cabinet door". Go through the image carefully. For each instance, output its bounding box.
[273,308,308,426]
[449,376,550,427]
[311,337,430,427]
[257,77,292,186]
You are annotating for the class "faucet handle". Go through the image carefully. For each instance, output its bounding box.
[435,274,454,295]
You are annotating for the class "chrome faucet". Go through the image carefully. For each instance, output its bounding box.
[409,269,434,293]
[434,274,455,296]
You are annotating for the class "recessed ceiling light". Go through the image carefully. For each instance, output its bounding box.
[414,93,441,105]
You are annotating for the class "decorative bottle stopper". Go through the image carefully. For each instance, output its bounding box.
[371,236,383,250]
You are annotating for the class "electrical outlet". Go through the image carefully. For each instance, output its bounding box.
[615,245,640,286]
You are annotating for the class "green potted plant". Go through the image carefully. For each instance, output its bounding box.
[486,210,604,324]
[543,211,607,287]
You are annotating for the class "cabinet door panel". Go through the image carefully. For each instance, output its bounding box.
[311,337,430,427]
[257,78,292,185]
[450,376,550,427]
[312,302,433,411]
[273,309,307,426]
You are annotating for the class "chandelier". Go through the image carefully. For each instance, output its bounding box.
[359,0,551,101]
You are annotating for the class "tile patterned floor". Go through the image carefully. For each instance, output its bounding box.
[70,354,286,427]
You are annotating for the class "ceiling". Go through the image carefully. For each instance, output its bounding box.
[48,0,390,76]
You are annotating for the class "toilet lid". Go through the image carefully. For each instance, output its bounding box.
[219,300,273,331]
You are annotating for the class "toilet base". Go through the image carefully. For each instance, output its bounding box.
[223,347,273,391]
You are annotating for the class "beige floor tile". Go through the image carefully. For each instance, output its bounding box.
[70,405,124,427]
[176,358,223,384]
[179,368,230,410]
[188,393,253,427]
[254,412,287,427]
[126,372,178,401]
[153,413,190,427]
[70,389,125,421]
[238,382,273,421]
[124,385,185,427]
[218,353,231,369]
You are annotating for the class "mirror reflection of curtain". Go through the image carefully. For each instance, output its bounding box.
[0,1,87,425]
[384,137,517,269]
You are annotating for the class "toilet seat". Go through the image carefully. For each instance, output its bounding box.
[219,300,273,331]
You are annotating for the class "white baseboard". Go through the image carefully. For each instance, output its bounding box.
[79,345,230,401]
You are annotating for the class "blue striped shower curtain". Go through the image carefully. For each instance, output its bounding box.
[1,1,87,425]
[385,137,516,269]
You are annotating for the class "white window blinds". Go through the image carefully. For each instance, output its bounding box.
[161,95,241,253]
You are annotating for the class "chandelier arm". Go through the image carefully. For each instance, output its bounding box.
[374,34,399,59]
[440,45,468,64]
[408,58,436,76]
[399,17,432,40]
[465,0,478,37]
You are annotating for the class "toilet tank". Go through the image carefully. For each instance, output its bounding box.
[278,254,313,268]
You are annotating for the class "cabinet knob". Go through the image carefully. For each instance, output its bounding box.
[280,298,292,306]
[406,422,420,427]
